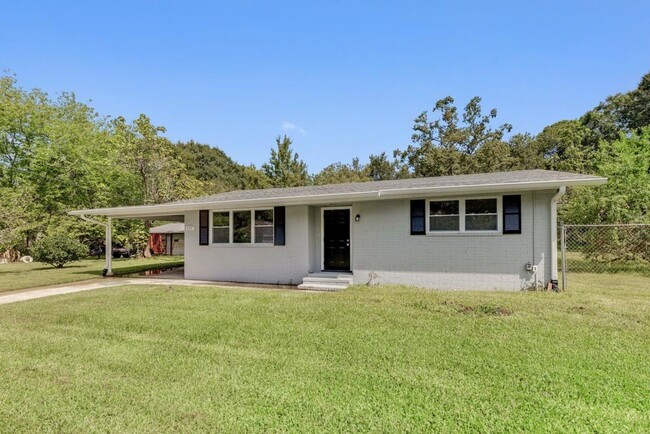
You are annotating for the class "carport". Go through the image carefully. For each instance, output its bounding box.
[69,206,184,276]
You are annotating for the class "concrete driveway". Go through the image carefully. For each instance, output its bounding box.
[0,270,300,306]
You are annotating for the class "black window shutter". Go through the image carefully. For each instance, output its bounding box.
[199,210,209,245]
[274,206,286,246]
[410,200,426,235]
[503,195,522,234]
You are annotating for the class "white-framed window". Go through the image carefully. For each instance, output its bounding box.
[465,198,498,231]
[428,200,460,231]
[212,211,230,243]
[254,209,274,244]
[427,197,501,234]
[211,209,274,244]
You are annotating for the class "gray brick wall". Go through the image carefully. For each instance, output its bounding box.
[184,205,310,285]
[350,191,554,290]
[183,190,556,291]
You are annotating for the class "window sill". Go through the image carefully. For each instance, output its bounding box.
[425,231,502,237]
[210,243,276,247]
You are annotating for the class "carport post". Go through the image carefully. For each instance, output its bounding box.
[105,217,113,276]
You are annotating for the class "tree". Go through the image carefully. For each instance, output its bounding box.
[262,135,309,187]
[367,152,404,180]
[242,164,272,190]
[0,75,50,188]
[534,120,592,173]
[560,127,650,224]
[0,186,35,252]
[621,72,650,131]
[313,158,368,185]
[580,72,650,149]
[396,96,512,177]
[32,233,87,268]
[507,133,545,170]
[112,115,203,256]
[174,140,246,193]
[474,140,514,173]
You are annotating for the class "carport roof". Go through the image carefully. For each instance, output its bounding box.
[149,223,185,234]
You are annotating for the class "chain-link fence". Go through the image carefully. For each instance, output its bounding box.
[560,224,650,289]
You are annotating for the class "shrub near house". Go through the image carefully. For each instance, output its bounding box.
[32,234,87,268]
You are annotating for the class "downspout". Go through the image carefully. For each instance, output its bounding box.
[550,186,566,288]
[79,214,113,276]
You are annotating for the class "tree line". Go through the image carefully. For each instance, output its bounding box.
[1,71,648,256]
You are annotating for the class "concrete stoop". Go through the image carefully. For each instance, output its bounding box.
[297,272,353,291]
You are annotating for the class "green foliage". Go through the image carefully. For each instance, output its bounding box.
[112,114,202,205]
[535,120,592,172]
[367,152,404,180]
[0,75,50,188]
[31,233,87,268]
[622,73,650,131]
[561,128,650,224]
[506,133,546,170]
[262,135,309,187]
[396,96,513,176]
[174,140,246,193]
[313,158,368,185]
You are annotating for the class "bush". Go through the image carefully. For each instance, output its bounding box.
[32,234,87,268]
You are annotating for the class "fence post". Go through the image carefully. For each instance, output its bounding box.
[560,222,566,291]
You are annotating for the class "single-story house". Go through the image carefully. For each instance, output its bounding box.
[149,223,185,256]
[70,169,606,291]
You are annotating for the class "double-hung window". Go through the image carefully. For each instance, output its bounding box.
[212,212,230,243]
[254,210,274,243]
[465,199,498,231]
[428,197,501,234]
[429,200,460,231]
[212,209,274,244]
[233,211,252,243]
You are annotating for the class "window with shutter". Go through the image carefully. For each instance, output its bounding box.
[274,206,286,245]
[410,200,426,235]
[199,210,209,245]
[503,195,522,234]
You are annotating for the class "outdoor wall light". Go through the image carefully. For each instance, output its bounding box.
[355,214,361,222]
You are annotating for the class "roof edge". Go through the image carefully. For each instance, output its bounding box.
[68,176,606,218]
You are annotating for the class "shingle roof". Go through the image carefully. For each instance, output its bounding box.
[69,169,606,218]
[171,169,604,205]
[149,223,185,234]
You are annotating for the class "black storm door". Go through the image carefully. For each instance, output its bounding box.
[323,209,350,271]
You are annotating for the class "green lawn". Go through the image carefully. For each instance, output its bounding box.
[0,273,648,432]
[0,256,184,293]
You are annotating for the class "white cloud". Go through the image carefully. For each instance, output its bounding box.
[282,121,307,135]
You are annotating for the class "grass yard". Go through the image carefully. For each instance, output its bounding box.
[0,256,184,293]
[0,273,648,432]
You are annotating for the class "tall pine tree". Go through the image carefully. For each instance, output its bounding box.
[262,135,309,188]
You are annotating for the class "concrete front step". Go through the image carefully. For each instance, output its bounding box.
[298,272,353,291]
[297,283,349,291]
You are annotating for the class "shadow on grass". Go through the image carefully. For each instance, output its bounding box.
[69,261,184,277]
[0,264,88,274]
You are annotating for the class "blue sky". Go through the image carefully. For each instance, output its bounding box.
[1,1,649,172]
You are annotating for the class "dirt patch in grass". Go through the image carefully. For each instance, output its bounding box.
[443,300,513,316]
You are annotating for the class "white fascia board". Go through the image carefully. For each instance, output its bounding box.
[376,177,607,198]
[68,177,606,218]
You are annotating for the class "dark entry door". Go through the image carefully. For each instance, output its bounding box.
[323,209,350,271]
